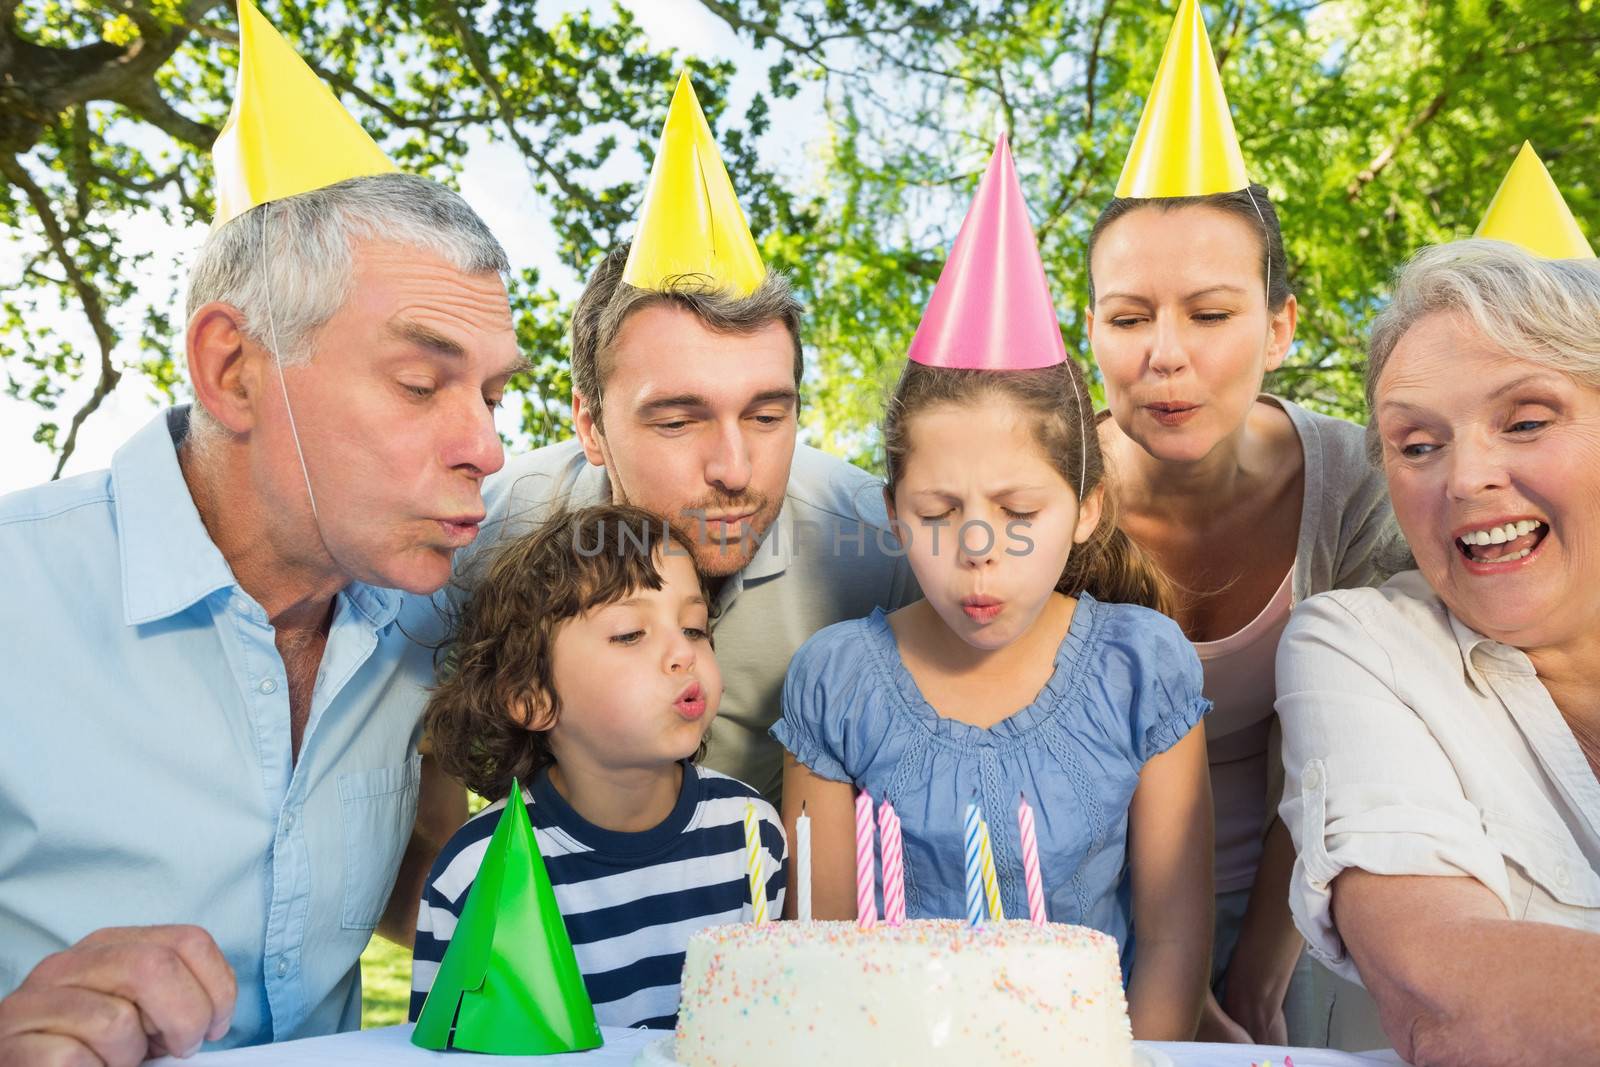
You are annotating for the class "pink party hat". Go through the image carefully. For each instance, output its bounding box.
[906,135,1067,370]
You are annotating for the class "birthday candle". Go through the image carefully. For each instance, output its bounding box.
[962,801,984,927]
[877,798,906,925]
[854,789,878,929]
[743,800,767,924]
[977,816,1004,921]
[796,801,812,922]
[1017,792,1047,925]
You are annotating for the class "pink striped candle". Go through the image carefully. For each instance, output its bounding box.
[877,798,906,925]
[854,789,878,929]
[1017,792,1047,925]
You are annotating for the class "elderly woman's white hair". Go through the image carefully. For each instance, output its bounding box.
[1365,239,1600,458]
[184,171,510,452]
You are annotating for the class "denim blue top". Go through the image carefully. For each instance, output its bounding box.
[772,594,1209,968]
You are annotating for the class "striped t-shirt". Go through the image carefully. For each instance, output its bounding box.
[410,761,786,1029]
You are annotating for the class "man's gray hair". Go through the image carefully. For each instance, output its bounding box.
[185,173,510,448]
[1366,238,1600,460]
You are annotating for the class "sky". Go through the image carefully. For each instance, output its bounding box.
[0,0,826,495]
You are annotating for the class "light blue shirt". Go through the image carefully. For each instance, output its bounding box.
[0,407,435,1048]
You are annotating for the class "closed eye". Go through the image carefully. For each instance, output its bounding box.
[609,630,644,645]
[1002,508,1038,520]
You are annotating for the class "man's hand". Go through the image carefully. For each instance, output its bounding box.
[0,926,236,1066]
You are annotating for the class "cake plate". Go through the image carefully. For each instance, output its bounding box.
[635,1035,1175,1066]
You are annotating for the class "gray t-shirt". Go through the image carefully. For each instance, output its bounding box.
[1273,395,1411,606]
[458,439,920,802]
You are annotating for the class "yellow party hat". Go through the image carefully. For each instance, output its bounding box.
[211,0,398,227]
[621,71,765,295]
[1475,142,1594,259]
[1115,0,1249,198]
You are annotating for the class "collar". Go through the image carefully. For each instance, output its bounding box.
[113,407,240,626]
[113,406,403,629]
[1446,607,1536,694]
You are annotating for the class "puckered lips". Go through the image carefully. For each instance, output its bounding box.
[1453,516,1549,573]
[437,512,485,547]
[961,594,1003,624]
[673,680,708,721]
[1144,400,1201,427]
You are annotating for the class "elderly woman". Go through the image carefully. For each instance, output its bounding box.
[1277,238,1600,1065]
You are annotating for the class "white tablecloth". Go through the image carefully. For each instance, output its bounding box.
[156,1024,1407,1066]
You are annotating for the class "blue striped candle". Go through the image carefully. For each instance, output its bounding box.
[962,800,984,928]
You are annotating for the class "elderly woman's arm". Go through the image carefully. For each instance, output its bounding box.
[1333,869,1600,1065]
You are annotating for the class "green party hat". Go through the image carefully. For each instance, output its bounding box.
[411,780,603,1054]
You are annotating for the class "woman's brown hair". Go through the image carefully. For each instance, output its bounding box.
[882,360,1170,614]
[1086,184,1292,315]
[425,503,709,801]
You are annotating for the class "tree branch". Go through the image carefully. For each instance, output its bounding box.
[444,3,598,213]
[1345,89,1448,201]
[0,153,122,478]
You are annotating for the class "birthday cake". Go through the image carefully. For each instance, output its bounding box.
[672,919,1132,1066]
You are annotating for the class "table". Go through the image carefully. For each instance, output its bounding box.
[157,1024,1408,1066]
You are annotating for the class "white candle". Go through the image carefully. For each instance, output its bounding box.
[797,802,813,922]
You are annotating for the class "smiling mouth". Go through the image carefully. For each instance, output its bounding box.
[1455,519,1548,565]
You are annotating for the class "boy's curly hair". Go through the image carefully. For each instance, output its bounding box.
[425,503,709,801]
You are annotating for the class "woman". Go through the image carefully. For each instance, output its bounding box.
[1087,187,1408,1046]
[1278,239,1600,1065]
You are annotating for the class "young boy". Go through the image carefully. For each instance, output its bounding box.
[410,504,785,1029]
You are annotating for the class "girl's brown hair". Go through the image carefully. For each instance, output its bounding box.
[882,360,1170,614]
[425,503,708,801]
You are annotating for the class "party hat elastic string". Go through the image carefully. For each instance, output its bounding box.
[260,206,322,524]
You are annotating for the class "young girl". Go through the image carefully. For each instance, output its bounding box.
[411,504,785,1029]
[773,138,1214,1041]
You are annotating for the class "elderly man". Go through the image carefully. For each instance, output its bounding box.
[0,7,517,1062]
[467,78,917,803]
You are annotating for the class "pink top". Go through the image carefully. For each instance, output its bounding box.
[1194,564,1295,893]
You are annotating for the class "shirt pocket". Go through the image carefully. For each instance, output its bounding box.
[338,754,422,930]
[1481,808,1600,916]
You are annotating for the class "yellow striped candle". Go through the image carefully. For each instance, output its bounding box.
[744,800,767,924]
[977,816,1004,921]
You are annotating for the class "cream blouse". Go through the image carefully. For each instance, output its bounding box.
[1276,570,1600,984]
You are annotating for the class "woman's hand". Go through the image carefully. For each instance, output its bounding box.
[1196,989,1254,1043]
[1217,817,1303,1043]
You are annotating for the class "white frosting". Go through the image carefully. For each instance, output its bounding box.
[674,919,1132,1066]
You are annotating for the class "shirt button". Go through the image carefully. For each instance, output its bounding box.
[283,811,295,830]
[258,678,277,695]
[1555,864,1571,888]
[276,957,289,977]
[1303,765,1324,791]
